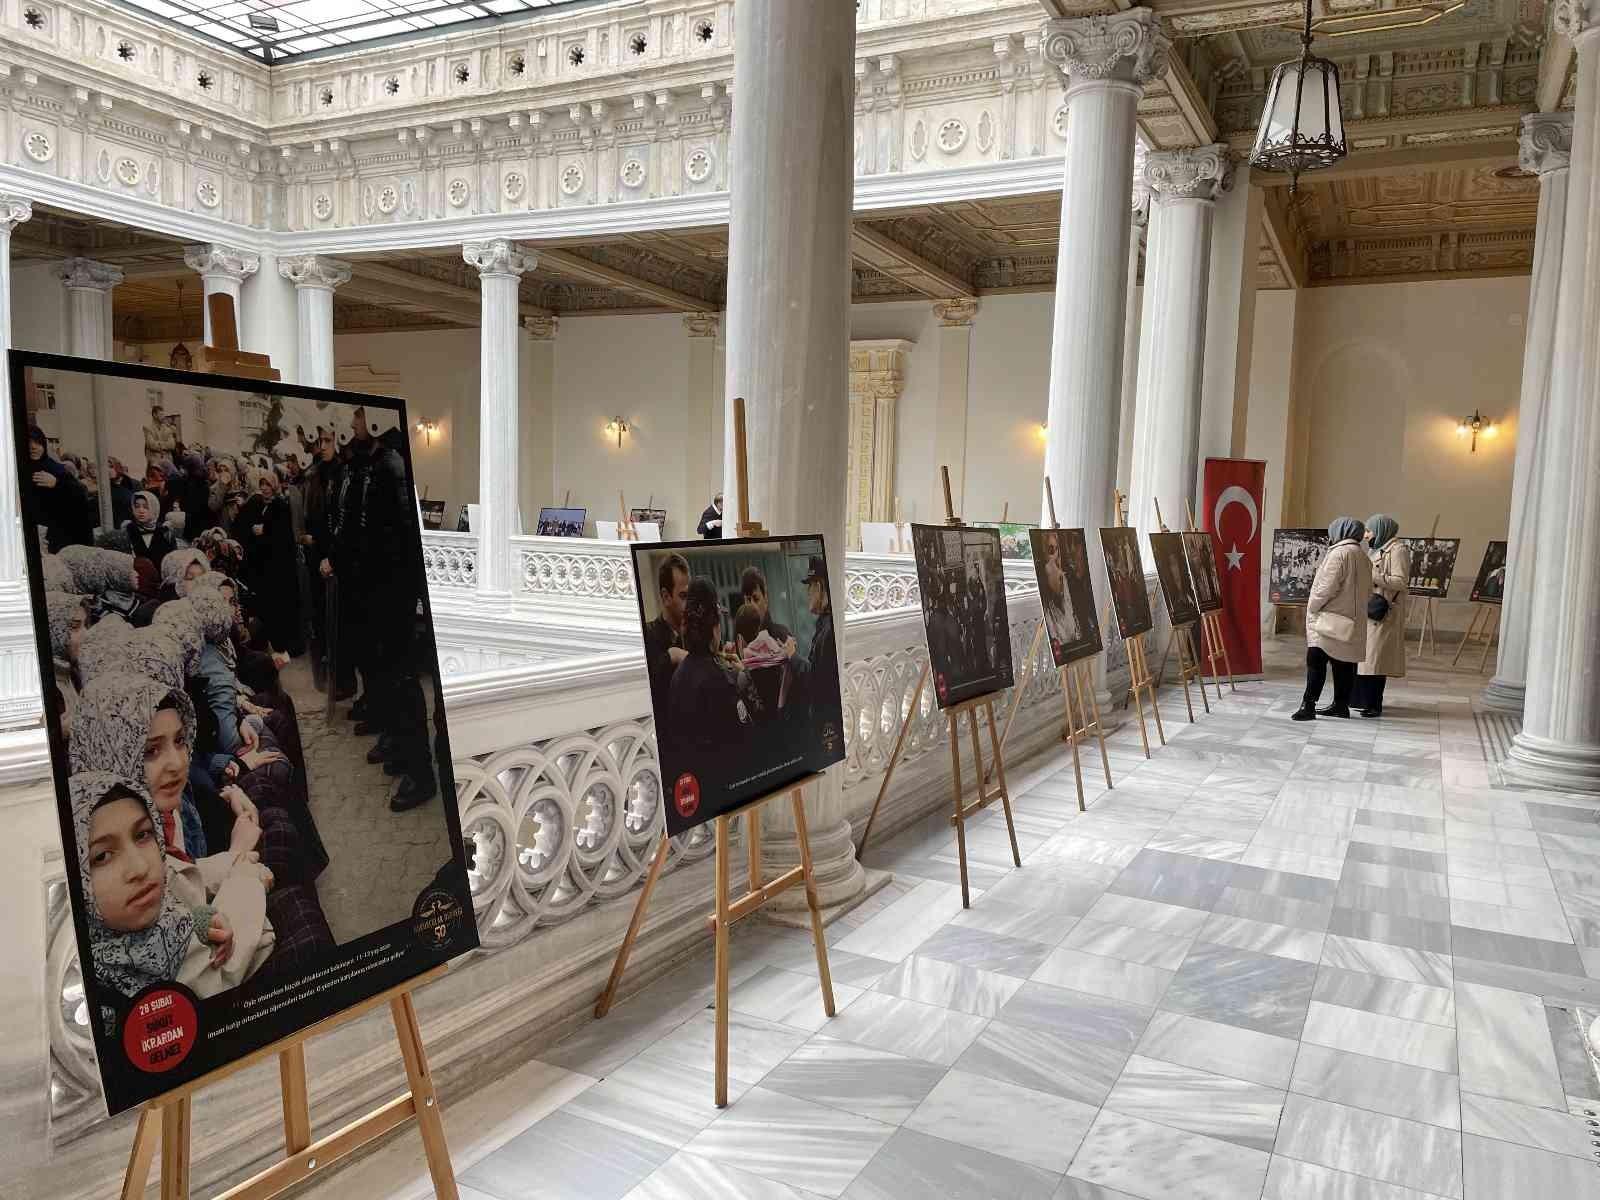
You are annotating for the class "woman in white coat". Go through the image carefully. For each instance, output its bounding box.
[1293,516,1373,721]
[1355,513,1409,718]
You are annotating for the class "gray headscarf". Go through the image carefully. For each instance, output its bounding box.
[152,598,205,666]
[160,548,208,595]
[45,592,90,661]
[1366,513,1399,550]
[69,671,197,786]
[41,553,71,594]
[75,614,133,685]
[69,769,200,1000]
[1328,517,1365,546]
[57,545,137,598]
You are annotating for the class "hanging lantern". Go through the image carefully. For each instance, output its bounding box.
[169,278,193,373]
[1250,0,1347,192]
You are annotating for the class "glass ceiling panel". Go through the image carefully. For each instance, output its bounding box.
[112,0,590,62]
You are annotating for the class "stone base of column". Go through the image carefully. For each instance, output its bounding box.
[756,813,877,923]
[1503,730,1600,794]
[1480,676,1526,714]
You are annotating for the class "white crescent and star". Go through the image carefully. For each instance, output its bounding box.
[1213,486,1259,573]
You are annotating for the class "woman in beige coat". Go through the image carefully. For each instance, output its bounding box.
[1355,513,1409,718]
[1293,516,1373,721]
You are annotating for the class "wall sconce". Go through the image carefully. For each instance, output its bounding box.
[1037,421,1048,442]
[414,417,440,444]
[1455,409,1497,453]
[605,416,631,448]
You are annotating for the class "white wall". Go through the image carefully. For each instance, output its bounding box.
[965,291,1053,525]
[12,262,67,356]
[849,302,940,523]
[1246,289,1297,550]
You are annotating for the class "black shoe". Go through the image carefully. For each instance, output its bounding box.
[1360,706,1383,718]
[365,743,390,765]
[354,720,383,737]
[331,686,355,703]
[1316,705,1352,718]
[390,772,437,812]
[1291,706,1316,722]
[348,697,368,721]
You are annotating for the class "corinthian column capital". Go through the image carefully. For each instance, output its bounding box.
[1520,112,1574,176]
[278,254,352,291]
[0,194,32,232]
[1144,145,1231,202]
[183,243,260,282]
[932,297,980,327]
[682,312,719,338]
[1553,0,1597,40]
[56,257,124,292]
[463,239,535,278]
[1040,10,1170,90]
[523,314,559,339]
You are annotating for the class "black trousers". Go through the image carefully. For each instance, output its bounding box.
[1303,646,1356,711]
[1353,674,1388,711]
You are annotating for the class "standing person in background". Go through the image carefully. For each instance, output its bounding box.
[125,491,177,567]
[143,402,177,473]
[303,431,347,696]
[697,492,725,539]
[1355,514,1410,719]
[1293,516,1371,722]
[106,458,135,530]
[26,426,93,551]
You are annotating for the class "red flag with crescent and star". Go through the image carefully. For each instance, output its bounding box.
[1202,458,1267,678]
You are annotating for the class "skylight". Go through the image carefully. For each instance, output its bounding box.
[112,0,605,62]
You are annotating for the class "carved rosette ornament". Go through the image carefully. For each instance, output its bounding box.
[1143,145,1231,203]
[182,243,260,283]
[682,312,719,338]
[277,254,352,292]
[932,297,980,327]
[1039,10,1170,89]
[1520,112,1574,176]
[463,238,535,279]
[55,257,125,292]
[0,194,32,233]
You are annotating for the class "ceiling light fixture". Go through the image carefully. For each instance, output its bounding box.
[1250,0,1348,193]
[169,279,193,373]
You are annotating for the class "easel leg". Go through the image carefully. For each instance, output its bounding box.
[1061,665,1086,813]
[390,991,459,1200]
[1479,609,1497,673]
[1176,634,1197,723]
[160,1096,191,1200]
[121,1106,161,1200]
[978,699,1020,867]
[279,1044,312,1156]
[1216,614,1237,693]
[747,807,762,895]
[989,624,1045,786]
[1451,605,1482,667]
[713,816,731,1107]
[857,662,928,857]
[1129,641,1152,760]
[1080,664,1113,791]
[595,832,671,1018]
[1191,627,1212,714]
[1143,641,1167,746]
[790,788,836,1018]
[949,713,970,908]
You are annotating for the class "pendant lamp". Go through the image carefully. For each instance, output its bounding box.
[169,278,193,372]
[1249,0,1347,191]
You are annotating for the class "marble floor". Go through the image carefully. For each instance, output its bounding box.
[304,648,1600,1200]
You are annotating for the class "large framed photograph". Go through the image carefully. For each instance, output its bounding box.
[971,521,1034,561]
[1402,537,1461,597]
[633,536,845,835]
[1030,528,1102,666]
[10,351,476,1116]
[1099,527,1153,640]
[1269,528,1329,605]
[1182,532,1223,614]
[910,524,1015,707]
[1150,532,1200,627]
[536,506,587,537]
[1470,540,1508,604]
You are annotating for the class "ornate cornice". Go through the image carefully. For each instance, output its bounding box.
[183,244,261,282]
[682,313,719,338]
[932,297,980,326]
[278,254,352,291]
[0,195,33,234]
[523,314,559,340]
[1144,145,1230,202]
[1040,11,1170,90]
[463,238,535,279]
[1520,112,1575,176]
[56,257,125,292]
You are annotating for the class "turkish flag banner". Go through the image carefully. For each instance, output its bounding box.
[1202,458,1267,679]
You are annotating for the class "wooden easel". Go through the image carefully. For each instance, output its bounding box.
[1185,500,1237,694]
[617,491,639,541]
[120,968,457,1200]
[594,398,835,1109]
[1154,499,1210,723]
[1408,595,1440,659]
[200,294,280,382]
[1452,602,1499,672]
[1116,495,1165,758]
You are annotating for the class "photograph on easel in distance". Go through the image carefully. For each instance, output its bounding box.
[910,524,1015,708]
[1099,527,1154,640]
[1400,537,1461,597]
[10,351,476,1117]
[1470,540,1508,604]
[971,520,1034,560]
[1030,528,1102,667]
[1268,528,1329,604]
[1150,532,1201,627]
[536,506,587,537]
[633,536,845,836]
[1182,531,1224,614]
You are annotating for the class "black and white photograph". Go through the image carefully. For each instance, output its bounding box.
[630,506,668,534]
[1268,528,1329,604]
[910,524,1014,708]
[634,537,845,836]
[1401,537,1461,597]
[1150,531,1201,627]
[1183,532,1223,614]
[1100,527,1154,640]
[1030,528,1102,666]
[536,506,587,537]
[12,352,474,1116]
[1470,540,1508,604]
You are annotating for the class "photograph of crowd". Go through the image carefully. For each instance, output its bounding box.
[15,355,474,1115]
[911,524,1015,708]
[635,537,845,836]
[536,506,587,537]
[1150,532,1201,628]
[1470,540,1508,604]
[630,506,668,533]
[1030,528,1102,667]
[1182,532,1224,614]
[1099,527,1153,640]
[972,521,1034,561]
[1269,528,1329,604]
[1402,537,1461,597]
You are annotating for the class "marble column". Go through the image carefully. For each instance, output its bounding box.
[683,313,719,538]
[1128,146,1229,547]
[1483,111,1574,713]
[57,258,123,530]
[722,0,865,914]
[183,243,259,344]
[1199,171,1263,480]
[519,315,558,538]
[463,239,533,603]
[278,255,351,390]
[1040,11,1170,700]
[0,196,38,724]
[1506,0,1600,792]
[932,298,978,519]
[1116,182,1150,498]
[241,252,299,383]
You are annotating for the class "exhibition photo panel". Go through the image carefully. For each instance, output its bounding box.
[1182,531,1224,614]
[634,536,845,836]
[1402,537,1461,597]
[1030,528,1103,667]
[537,506,587,537]
[1269,528,1329,605]
[910,524,1015,707]
[971,521,1034,561]
[10,351,476,1116]
[1099,526,1154,640]
[1150,531,1201,627]
[1471,540,1508,603]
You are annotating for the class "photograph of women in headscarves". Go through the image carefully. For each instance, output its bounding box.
[1030,528,1103,666]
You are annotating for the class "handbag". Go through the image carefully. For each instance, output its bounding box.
[1368,593,1391,622]
[1312,608,1358,642]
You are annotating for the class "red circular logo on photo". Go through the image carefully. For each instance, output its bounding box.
[122,986,198,1074]
[936,672,948,703]
[673,772,700,819]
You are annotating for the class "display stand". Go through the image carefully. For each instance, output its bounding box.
[616,492,638,542]
[593,398,835,1109]
[1452,601,1499,673]
[200,295,280,383]
[1408,597,1440,659]
[1153,499,1210,723]
[1117,495,1165,758]
[1184,501,1237,693]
